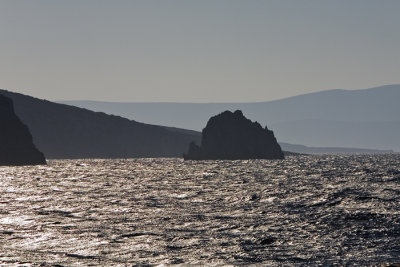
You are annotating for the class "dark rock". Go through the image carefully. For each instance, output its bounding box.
[0,95,46,166]
[184,110,284,160]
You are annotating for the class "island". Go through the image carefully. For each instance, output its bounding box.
[184,110,284,160]
[0,95,46,166]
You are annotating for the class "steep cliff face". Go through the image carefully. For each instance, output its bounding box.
[0,95,46,166]
[184,110,284,160]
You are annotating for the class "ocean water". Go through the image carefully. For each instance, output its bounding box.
[0,155,399,266]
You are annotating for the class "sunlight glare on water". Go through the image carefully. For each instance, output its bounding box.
[0,155,399,265]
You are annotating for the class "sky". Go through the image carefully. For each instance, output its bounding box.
[1,0,399,102]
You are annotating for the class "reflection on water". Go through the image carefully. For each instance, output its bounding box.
[0,155,399,265]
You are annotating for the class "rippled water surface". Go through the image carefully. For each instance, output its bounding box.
[1,155,399,266]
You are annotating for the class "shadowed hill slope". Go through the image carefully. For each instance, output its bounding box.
[0,90,200,159]
[0,95,46,165]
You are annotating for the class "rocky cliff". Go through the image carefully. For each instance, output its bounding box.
[184,110,284,160]
[0,95,46,166]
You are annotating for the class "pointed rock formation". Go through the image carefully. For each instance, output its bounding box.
[0,95,46,166]
[184,110,284,160]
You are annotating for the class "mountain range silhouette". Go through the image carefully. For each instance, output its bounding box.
[60,85,400,152]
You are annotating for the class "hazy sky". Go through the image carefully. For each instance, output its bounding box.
[1,0,399,102]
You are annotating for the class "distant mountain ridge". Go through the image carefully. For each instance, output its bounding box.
[60,85,400,152]
[279,143,393,155]
[0,89,200,159]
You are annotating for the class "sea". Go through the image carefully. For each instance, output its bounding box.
[1,154,399,266]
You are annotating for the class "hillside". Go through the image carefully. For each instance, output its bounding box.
[0,90,200,159]
[60,85,400,152]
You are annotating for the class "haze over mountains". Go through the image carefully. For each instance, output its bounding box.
[0,90,199,159]
[61,85,400,152]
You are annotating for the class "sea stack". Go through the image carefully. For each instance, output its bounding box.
[0,95,46,166]
[184,110,284,160]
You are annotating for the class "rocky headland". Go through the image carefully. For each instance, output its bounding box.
[0,95,46,166]
[0,89,200,159]
[184,110,284,160]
